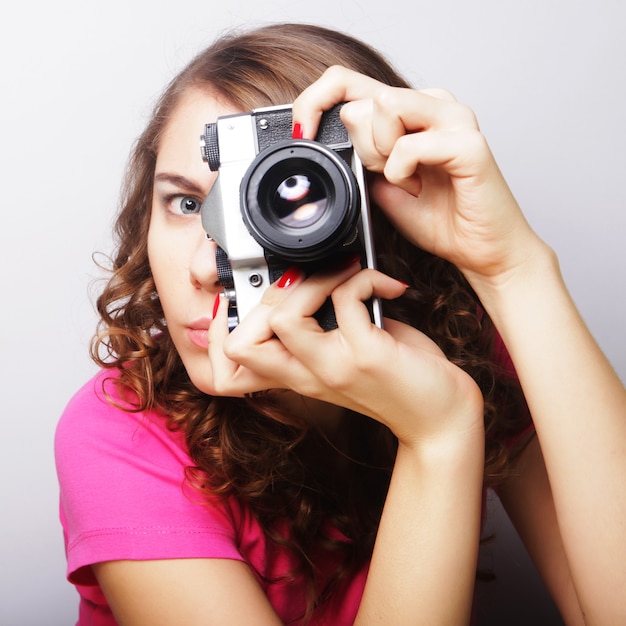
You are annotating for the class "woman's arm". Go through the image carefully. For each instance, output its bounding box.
[207,267,489,624]
[497,437,586,626]
[355,426,484,625]
[93,558,283,626]
[474,242,626,625]
[292,66,626,622]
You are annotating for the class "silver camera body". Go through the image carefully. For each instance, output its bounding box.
[200,103,381,330]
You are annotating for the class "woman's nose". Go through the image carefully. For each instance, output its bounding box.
[189,233,221,291]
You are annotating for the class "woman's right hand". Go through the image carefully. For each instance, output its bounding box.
[209,261,484,449]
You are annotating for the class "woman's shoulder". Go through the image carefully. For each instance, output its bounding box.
[57,367,168,433]
[54,369,246,588]
[54,367,190,480]
[58,367,140,421]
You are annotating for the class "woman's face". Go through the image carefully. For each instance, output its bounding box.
[148,88,240,393]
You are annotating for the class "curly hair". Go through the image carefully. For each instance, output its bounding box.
[92,23,531,622]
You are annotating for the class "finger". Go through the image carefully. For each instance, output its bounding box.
[371,91,409,158]
[341,89,467,174]
[270,269,407,368]
[377,87,478,135]
[259,266,306,307]
[383,127,492,191]
[220,317,324,400]
[367,176,426,246]
[294,65,477,141]
[227,265,362,387]
[267,258,363,336]
[221,266,306,357]
[213,274,321,394]
[419,87,459,103]
[338,100,384,171]
[292,66,386,139]
[330,270,408,343]
[418,88,481,131]
[207,294,283,395]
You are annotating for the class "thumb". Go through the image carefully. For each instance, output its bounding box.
[368,174,424,245]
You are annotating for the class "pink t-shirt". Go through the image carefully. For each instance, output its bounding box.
[55,370,367,625]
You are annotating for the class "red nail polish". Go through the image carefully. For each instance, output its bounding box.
[277,266,302,288]
[292,122,303,139]
[212,293,221,318]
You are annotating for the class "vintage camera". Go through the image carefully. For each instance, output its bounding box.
[199,103,381,331]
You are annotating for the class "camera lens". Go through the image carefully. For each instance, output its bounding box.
[241,140,360,262]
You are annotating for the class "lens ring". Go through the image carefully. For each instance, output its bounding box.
[241,140,360,262]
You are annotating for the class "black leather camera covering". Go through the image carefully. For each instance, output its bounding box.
[254,104,349,151]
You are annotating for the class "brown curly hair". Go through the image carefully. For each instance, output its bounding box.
[92,22,531,622]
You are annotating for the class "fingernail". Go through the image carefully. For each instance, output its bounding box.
[212,293,221,318]
[277,266,303,288]
[292,122,303,139]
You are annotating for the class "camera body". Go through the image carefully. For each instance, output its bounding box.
[200,103,380,330]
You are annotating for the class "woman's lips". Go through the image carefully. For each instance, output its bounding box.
[187,318,211,349]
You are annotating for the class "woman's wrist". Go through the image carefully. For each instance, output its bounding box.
[463,236,560,323]
[396,392,485,467]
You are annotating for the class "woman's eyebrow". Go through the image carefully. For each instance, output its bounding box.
[154,172,206,195]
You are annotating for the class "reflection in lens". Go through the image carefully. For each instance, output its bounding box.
[277,175,310,202]
[273,173,328,228]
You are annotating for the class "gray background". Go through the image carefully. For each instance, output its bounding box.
[1,1,623,624]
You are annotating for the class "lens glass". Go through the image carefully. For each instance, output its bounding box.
[271,170,328,228]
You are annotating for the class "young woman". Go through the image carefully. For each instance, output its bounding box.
[55,23,626,625]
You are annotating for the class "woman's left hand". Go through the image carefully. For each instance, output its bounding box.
[291,66,544,291]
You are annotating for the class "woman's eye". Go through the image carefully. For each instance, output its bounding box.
[178,196,201,214]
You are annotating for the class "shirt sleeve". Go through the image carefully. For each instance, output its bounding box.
[54,370,243,586]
